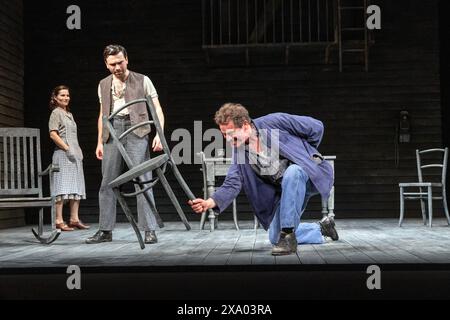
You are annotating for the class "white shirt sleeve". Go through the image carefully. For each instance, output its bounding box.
[97,84,102,105]
[143,76,158,99]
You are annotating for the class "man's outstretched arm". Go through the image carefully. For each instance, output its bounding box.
[189,198,216,213]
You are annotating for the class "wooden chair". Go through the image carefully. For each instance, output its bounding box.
[106,96,195,249]
[198,151,254,231]
[198,151,336,231]
[322,155,336,218]
[0,128,60,244]
[399,148,450,227]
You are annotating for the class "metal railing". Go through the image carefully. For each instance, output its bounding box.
[202,0,337,48]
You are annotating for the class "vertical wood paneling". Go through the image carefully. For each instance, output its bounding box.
[439,0,450,200]
[0,0,24,229]
[21,0,443,225]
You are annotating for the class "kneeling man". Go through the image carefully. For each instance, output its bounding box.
[189,103,338,256]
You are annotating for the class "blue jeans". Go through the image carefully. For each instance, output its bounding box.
[269,164,324,245]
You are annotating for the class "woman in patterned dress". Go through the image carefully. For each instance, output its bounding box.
[48,85,90,231]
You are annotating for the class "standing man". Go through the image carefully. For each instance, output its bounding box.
[189,103,339,256]
[86,44,164,244]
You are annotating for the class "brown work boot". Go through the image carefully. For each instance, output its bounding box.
[319,217,339,241]
[271,231,297,256]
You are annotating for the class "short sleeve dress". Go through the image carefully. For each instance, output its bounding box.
[48,107,86,202]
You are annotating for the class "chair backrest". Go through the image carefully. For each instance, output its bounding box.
[201,151,337,190]
[104,98,155,169]
[104,96,195,200]
[416,148,448,185]
[200,152,232,183]
[105,97,173,168]
[0,128,43,197]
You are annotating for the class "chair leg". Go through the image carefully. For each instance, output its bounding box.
[199,198,216,231]
[206,185,216,232]
[51,200,56,231]
[328,186,335,218]
[113,188,145,249]
[155,168,191,231]
[427,186,433,228]
[254,215,259,230]
[200,181,208,230]
[31,207,61,244]
[321,196,328,219]
[214,213,219,229]
[208,208,216,232]
[442,187,450,225]
[419,187,427,225]
[38,207,44,235]
[200,211,207,230]
[232,199,239,231]
[32,227,61,244]
[169,160,196,200]
[399,187,405,227]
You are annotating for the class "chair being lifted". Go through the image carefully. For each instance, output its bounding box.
[106,96,195,249]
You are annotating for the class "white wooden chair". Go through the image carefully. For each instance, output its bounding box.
[399,148,450,227]
[198,151,257,231]
[198,151,336,231]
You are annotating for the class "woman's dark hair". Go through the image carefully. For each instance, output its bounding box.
[49,85,70,111]
[103,44,128,62]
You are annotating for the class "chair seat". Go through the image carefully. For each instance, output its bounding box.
[109,154,169,189]
[399,182,442,187]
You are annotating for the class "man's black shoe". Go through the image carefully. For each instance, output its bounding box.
[319,217,339,241]
[145,230,158,244]
[85,230,112,244]
[271,231,297,256]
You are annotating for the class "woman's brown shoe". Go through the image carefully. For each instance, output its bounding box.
[56,222,75,231]
[68,220,91,230]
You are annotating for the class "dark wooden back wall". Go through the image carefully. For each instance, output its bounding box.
[0,0,24,229]
[21,0,443,224]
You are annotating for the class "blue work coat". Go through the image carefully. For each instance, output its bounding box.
[211,113,334,230]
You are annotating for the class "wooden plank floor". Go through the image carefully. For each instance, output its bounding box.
[1,218,450,268]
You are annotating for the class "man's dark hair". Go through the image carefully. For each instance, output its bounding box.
[214,103,251,128]
[103,44,128,61]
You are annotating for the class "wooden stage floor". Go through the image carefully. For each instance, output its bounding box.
[1,218,450,268]
[1,218,450,299]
